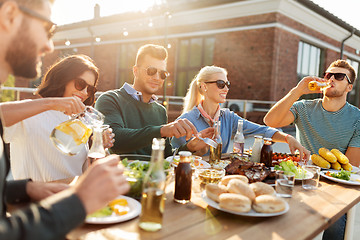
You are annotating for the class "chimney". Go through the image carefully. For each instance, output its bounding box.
[94,4,100,19]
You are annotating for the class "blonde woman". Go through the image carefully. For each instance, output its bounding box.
[171,66,310,160]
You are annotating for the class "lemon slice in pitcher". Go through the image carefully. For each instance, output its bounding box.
[55,119,92,145]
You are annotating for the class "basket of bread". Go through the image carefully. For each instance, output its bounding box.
[202,175,289,216]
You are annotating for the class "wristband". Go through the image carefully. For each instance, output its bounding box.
[285,134,290,144]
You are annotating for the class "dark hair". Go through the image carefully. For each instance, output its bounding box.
[37,54,99,105]
[328,59,357,84]
[135,44,168,66]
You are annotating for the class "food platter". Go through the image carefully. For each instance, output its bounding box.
[166,156,210,169]
[320,170,360,186]
[201,191,289,217]
[86,196,141,224]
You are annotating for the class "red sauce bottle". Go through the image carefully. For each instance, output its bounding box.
[174,151,192,204]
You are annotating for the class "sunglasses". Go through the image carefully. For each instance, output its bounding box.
[17,5,57,39]
[205,80,230,89]
[144,66,170,80]
[324,72,352,84]
[74,78,96,96]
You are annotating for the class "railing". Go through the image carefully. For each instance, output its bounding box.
[0,87,276,119]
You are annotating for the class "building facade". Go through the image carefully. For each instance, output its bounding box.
[17,0,360,121]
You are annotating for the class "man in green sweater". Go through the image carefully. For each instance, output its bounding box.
[95,44,212,157]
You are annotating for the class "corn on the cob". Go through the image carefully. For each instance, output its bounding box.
[331,161,341,170]
[318,148,337,163]
[341,163,353,172]
[311,154,331,169]
[330,149,349,164]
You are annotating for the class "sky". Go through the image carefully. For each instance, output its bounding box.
[52,0,360,30]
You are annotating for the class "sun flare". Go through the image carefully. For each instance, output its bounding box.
[52,0,164,25]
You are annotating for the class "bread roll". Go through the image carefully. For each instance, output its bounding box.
[220,175,249,187]
[227,179,255,201]
[249,182,275,197]
[252,195,286,213]
[219,193,251,213]
[205,183,228,202]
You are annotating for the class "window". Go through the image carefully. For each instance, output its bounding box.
[175,37,215,96]
[346,59,359,106]
[117,43,139,88]
[297,41,324,99]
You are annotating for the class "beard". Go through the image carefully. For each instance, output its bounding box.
[324,87,347,98]
[5,20,41,79]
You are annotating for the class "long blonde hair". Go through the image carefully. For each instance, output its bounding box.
[182,66,228,114]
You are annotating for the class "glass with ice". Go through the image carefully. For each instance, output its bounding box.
[50,106,104,156]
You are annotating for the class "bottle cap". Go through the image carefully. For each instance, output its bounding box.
[263,138,272,143]
[179,151,192,157]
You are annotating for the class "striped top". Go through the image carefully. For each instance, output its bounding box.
[290,99,360,154]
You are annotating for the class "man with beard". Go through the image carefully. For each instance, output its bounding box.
[0,1,129,239]
[264,59,359,240]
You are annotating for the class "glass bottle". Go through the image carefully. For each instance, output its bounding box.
[308,80,330,91]
[209,121,222,166]
[251,135,263,163]
[174,151,192,204]
[87,125,106,165]
[233,119,245,155]
[139,138,166,232]
[260,138,273,167]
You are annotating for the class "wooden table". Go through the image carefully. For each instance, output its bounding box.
[66,176,360,240]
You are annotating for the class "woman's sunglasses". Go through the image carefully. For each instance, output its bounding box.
[205,80,230,89]
[74,78,96,96]
[324,72,352,84]
[145,67,170,80]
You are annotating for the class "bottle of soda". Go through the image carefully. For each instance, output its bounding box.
[260,138,273,167]
[251,135,263,163]
[87,125,106,165]
[209,121,222,166]
[174,151,192,204]
[139,138,166,232]
[233,119,245,155]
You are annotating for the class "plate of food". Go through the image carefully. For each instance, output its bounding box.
[273,160,313,181]
[86,195,141,224]
[201,191,289,217]
[166,155,210,169]
[320,170,360,186]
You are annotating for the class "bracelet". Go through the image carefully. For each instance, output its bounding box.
[285,134,290,143]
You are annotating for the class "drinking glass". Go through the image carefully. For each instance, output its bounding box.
[275,171,295,198]
[50,106,105,156]
[302,165,321,190]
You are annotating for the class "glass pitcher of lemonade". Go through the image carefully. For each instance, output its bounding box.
[50,106,104,156]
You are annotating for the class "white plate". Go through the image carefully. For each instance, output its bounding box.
[295,171,314,181]
[308,159,360,173]
[86,196,141,224]
[201,191,289,217]
[320,170,360,186]
[270,167,314,181]
[165,156,210,168]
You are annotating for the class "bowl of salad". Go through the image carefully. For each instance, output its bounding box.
[120,155,171,200]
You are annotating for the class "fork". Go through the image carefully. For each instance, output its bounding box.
[195,135,218,148]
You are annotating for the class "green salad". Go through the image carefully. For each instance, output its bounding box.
[121,158,171,199]
[274,160,306,179]
[329,169,351,181]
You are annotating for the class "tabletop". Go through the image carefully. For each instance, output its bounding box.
[66,174,360,240]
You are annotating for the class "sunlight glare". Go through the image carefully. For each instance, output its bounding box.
[52,0,165,25]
